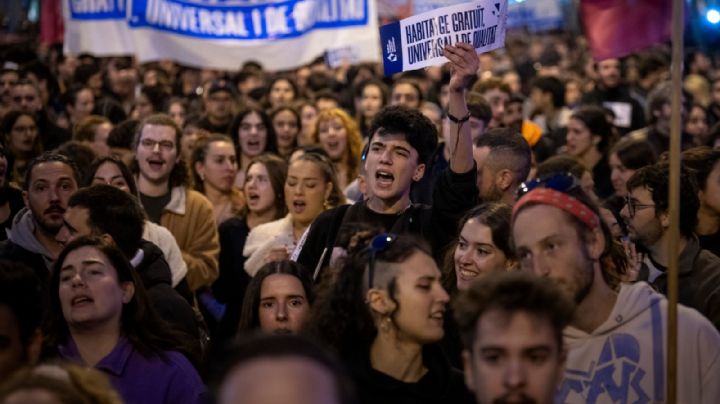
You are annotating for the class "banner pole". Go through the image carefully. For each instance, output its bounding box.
[667,0,683,402]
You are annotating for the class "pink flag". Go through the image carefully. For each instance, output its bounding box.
[581,0,672,61]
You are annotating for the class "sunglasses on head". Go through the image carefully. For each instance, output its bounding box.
[516,172,580,199]
[368,233,398,289]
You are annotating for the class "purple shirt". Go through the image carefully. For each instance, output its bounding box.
[59,336,207,404]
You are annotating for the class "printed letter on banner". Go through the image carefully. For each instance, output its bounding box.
[380,0,507,76]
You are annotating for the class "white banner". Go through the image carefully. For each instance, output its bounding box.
[64,0,381,71]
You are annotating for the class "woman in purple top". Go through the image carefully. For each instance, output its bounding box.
[44,236,208,404]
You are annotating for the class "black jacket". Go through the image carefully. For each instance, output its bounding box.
[296,166,478,278]
[136,240,200,339]
[348,345,474,404]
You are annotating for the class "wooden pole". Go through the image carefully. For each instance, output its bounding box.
[667,0,683,402]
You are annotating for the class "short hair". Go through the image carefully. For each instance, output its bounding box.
[131,114,190,188]
[67,184,145,258]
[213,334,356,404]
[73,115,110,143]
[0,261,44,347]
[474,127,532,185]
[466,91,492,126]
[24,152,81,191]
[531,76,566,108]
[682,146,720,191]
[453,271,574,351]
[536,155,587,180]
[237,261,315,332]
[638,51,668,78]
[107,119,139,149]
[471,77,511,96]
[54,141,97,181]
[368,106,438,166]
[570,106,614,154]
[610,136,657,170]
[73,63,101,86]
[139,84,170,113]
[391,79,424,104]
[626,163,699,238]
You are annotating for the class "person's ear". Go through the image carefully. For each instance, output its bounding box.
[587,226,606,261]
[412,163,426,182]
[496,169,514,192]
[26,328,43,365]
[592,135,601,146]
[324,182,333,201]
[194,161,204,178]
[121,282,135,304]
[366,288,394,315]
[658,209,670,228]
[100,233,115,246]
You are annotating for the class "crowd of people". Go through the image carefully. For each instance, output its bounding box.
[1,27,720,404]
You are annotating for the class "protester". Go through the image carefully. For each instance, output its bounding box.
[310,108,363,190]
[44,236,207,404]
[237,260,314,336]
[229,107,277,188]
[389,79,423,110]
[682,147,720,257]
[265,76,298,110]
[72,115,112,157]
[355,79,388,138]
[1,110,42,183]
[197,80,236,135]
[472,128,532,205]
[191,133,243,225]
[565,106,615,199]
[270,106,301,159]
[454,272,574,404]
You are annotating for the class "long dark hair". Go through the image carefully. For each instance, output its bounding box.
[229,107,278,160]
[242,153,288,220]
[84,156,139,197]
[306,234,431,359]
[43,236,199,366]
[441,203,513,294]
[237,260,314,333]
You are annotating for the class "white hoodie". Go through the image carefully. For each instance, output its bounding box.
[559,282,720,404]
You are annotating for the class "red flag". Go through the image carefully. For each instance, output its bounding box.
[581,0,672,61]
[40,0,64,45]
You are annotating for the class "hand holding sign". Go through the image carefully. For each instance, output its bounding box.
[445,43,480,93]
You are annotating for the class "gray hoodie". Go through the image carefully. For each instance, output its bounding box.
[7,207,56,270]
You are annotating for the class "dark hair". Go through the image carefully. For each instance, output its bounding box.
[237,261,315,333]
[139,84,170,113]
[44,236,198,365]
[531,76,565,108]
[131,114,190,188]
[570,106,614,154]
[191,133,236,193]
[270,105,301,154]
[609,136,657,170]
[84,156,139,197]
[391,79,423,105]
[442,203,513,294]
[682,146,720,191]
[466,91,492,126]
[536,155,587,180]
[213,334,356,404]
[266,76,299,106]
[73,63,101,86]
[453,271,574,351]
[229,107,278,159]
[1,110,37,138]
[54,141,97,181]
[471,77,511,95]
[355,78,389,106]
[243,154,288,219]
[368,106,438,166]
[107,119,139,149]
[24,152,81,191]
[474,127,532,185]
[306,234,431,358]
[0,261,44,347]
[61,84,93,114]
[626,163,699,238]
[67,185,145,258]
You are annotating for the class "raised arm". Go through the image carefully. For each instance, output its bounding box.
[443,43,479,174]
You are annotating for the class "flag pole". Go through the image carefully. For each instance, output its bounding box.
[667,0,683,402]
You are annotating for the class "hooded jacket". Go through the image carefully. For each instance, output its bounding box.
[559,282,720,404]
[0,208,56,285]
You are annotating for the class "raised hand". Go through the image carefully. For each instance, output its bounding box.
[444,43,479,93]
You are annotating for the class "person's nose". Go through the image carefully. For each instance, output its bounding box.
[531,254,550,278]
[56,225,71,245]
[275,303,288,322]
[503,358,527,391]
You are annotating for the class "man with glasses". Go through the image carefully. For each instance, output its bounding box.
[133,114,219,292]
[512,172,720,403]
[296,43,479,277]
[621,163,720,329]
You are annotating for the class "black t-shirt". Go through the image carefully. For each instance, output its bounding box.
[0,187,26,242]
[699,231,720,259]
[140,192,171,223]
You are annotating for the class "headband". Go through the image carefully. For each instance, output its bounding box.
[513,188,601,231]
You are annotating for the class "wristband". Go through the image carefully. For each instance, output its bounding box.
[446,110,471,124]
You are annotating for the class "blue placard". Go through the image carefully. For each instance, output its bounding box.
[69,0,127,20]
[380,21,403,76]
[128,0,369,40]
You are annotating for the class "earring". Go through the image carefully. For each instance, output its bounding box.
[199,173,205,182]
[323,198,330,210]
[379,315,392,333]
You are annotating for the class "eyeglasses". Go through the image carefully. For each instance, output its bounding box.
[516,172,580,199]
[624,196,655,217]
[140,138,175,151]
[368,233,398,289]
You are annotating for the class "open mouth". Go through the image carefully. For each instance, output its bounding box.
[429,311,445,323]
[72,295,93,306]
[147,159,165,170]
[375,170,394,186]
[458,267,480,280]
[247,192,260,203]
[273,328,293,335]
[291,200,306,213]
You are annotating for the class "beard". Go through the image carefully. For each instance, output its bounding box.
[30,203,64,236]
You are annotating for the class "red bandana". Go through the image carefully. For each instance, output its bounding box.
[513,188,601,231]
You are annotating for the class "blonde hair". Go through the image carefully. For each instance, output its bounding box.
[311,108,363,187]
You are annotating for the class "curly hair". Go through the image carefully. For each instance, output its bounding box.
[311,108,363,187]
[368,106,438,166]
